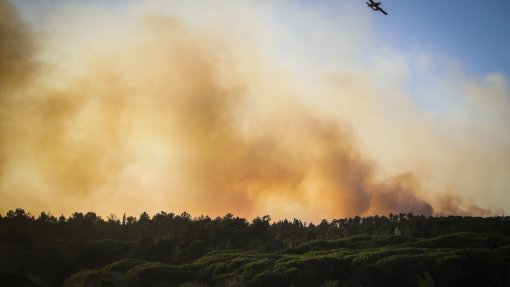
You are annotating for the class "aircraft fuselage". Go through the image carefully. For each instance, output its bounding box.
[367,2,381,10]
[366,1,387,15]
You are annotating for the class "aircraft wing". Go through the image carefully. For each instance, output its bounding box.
[378,8,388,15]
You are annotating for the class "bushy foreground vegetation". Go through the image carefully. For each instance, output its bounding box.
[1,209,509,286]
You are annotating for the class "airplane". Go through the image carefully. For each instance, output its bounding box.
[366,0,388,15]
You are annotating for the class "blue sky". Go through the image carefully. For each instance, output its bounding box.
[293,0,510,76]
[380,0,510,76]
[383,1,509,76]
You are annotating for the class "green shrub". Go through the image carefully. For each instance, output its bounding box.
[102,258,148,274]
[62,269,125,287]
[125,263,193,287]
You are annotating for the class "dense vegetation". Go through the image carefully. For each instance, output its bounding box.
[1,209,509,287]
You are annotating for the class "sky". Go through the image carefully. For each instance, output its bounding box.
[1,0,509,222]
[373,0,510,76]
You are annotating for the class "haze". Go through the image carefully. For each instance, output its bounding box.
[1,0,509,222]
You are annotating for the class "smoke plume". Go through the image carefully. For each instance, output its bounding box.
[0,0,508,221]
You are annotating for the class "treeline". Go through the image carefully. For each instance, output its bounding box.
[1,208,510,286]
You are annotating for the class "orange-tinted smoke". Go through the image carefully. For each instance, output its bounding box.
[0,0,500,221]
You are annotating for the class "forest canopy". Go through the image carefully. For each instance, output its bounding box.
[1,209,509,286]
